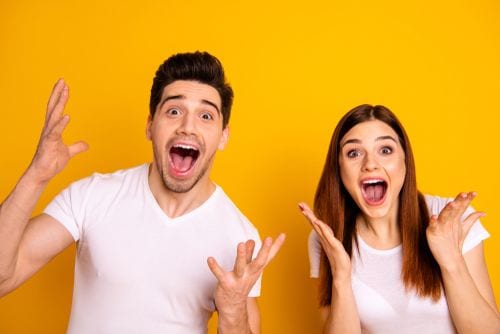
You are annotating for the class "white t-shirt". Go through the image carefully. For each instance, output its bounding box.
[308,194,490,334]
[45,164,261,334]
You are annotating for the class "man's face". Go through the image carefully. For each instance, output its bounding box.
[147,80,228,193]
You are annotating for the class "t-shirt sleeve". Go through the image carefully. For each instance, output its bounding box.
[462,205,490,254]
[425,194,490,254]
[43,177,91,242]
[308,230,322,278]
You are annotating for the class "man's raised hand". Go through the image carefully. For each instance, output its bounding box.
[207,234,285,314]
[28,79,88,184]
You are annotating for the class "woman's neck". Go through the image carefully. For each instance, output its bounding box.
[356,212,401,250]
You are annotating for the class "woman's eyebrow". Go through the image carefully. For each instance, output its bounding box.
[341,138,361,147]
[341,135,397,148]
[375,135,397,143]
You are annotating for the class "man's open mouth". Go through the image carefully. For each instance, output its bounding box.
[169,144,200,173]
[361,179,387,204]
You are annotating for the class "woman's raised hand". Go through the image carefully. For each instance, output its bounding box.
[299,202,352,284]
[426,192,485,270]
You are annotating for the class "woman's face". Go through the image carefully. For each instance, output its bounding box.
[339,120,406,220]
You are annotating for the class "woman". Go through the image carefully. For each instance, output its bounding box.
[299,104,499,333]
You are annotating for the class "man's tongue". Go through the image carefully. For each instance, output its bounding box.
[364,184,385,202]
[171,153,193,173]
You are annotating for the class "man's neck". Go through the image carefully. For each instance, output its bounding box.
[147,164,216,219]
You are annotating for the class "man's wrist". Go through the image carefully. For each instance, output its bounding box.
[217,301,250,333]
[23,165,51,188]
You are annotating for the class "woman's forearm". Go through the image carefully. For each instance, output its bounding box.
[323,281,362,334]
[441,258,500,334]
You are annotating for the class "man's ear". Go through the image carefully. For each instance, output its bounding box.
[218,126,229,151]
[146,114,152,140]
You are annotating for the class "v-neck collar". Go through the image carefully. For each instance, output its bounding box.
[142,164,221,223]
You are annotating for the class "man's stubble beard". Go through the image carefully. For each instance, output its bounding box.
[154,151,216,194]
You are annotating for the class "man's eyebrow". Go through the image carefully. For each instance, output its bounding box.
[159,94,184,109]
[159,95,220,113]
[201,99,220,113]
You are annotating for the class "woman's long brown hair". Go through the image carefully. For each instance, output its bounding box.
[314,104,442,306]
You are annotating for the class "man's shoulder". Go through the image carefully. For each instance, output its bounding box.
[211,186,258,234]
[72,164,147,188]
[62,164,148,201]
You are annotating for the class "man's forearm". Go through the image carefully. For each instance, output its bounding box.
[0,168,47,282]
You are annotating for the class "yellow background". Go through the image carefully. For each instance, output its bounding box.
[1,0,499,333]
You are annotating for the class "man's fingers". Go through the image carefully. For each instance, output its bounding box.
[207,257,225,281]
[245,239,255,264]
[46,82,69,128]
[252,237,273,269]
[68,141,89,158]
[234,242,247,277]
[46,79,65,117]
[46,114,70,140]
[265,233,286,265]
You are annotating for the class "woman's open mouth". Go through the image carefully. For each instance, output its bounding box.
[360,179,387,205]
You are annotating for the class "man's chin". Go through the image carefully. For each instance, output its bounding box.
[163,179,198,193]
[162,170,207,194]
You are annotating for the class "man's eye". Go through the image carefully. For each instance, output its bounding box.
[380,146,393,155]
[347,150,360,158]
[167,108,180,116]
[201,113,213,120]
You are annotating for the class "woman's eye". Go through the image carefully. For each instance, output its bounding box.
[347,150,360,158]
[201,113,213,121]
[380,146,393,155]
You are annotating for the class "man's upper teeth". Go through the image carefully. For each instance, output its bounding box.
[175,144,196,150]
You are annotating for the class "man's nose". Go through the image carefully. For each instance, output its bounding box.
[176,113,197,135]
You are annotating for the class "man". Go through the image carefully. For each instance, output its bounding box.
[0,51,285,333]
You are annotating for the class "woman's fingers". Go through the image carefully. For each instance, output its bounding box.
[462,211,486,237]
[298,201,347,258]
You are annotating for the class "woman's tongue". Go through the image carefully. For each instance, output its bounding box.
[171,153,194,173]
[363,183,385,203]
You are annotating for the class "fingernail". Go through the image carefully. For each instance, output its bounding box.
[298,203,305,211]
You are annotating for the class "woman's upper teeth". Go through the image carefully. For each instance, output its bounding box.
[363,179,384,184]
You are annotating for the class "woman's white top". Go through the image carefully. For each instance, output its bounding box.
[308,194,490,333]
